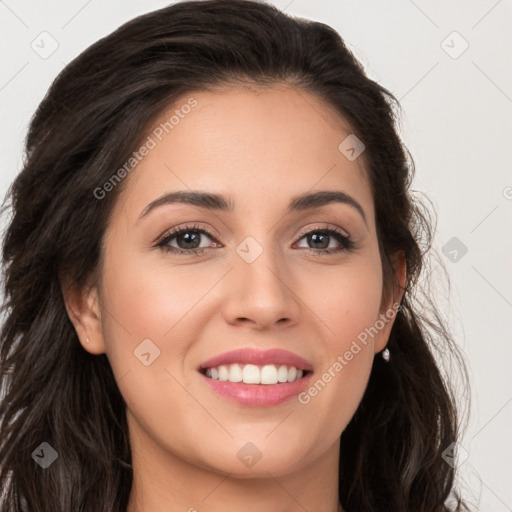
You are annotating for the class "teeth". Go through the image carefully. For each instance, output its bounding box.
[242,364,260,384]
[277,365,288,382]
[229,363,243,382]
[204,363,305,384]
[260,364,278,385]
[287,366,297,382]
[218,365,229,381]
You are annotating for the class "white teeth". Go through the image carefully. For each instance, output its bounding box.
[218,365,229,381]
[277,365,288,382]
[260,364,278,385]
[228,363,243,382]
[204,363,306,384]
[242,364,260,384]
[287,366,297,382]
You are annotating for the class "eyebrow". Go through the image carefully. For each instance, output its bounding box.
[137,190,368,226]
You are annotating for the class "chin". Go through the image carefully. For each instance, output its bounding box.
[196,444,308,478]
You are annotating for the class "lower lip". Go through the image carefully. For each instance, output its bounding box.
[199,372,313,407]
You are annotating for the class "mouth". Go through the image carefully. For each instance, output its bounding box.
[199,363,311,384]
[197,348,314,406]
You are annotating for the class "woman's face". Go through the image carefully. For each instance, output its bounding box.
[71,85,404,480]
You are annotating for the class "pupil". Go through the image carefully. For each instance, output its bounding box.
[310,233,328,249]
[178,232,200,249]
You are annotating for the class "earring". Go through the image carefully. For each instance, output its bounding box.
[382,347,390,362]
[86,338,90,343]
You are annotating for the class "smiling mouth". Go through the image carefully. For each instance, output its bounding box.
[199,363,310,385]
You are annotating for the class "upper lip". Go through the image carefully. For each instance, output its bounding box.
[199,348,314,372]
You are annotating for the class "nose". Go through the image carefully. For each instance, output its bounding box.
[221,241,302,330]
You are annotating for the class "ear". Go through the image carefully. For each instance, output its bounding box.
[59,269,107,355]
[374,250,407,354]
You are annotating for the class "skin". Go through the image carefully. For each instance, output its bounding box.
[62,84,406,512]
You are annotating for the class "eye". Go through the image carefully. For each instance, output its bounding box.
[155,224,221,255]
[294,225,356,255]
[154,223,356,256]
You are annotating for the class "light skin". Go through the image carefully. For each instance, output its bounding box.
[62,84,406,512]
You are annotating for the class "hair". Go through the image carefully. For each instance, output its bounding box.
[0,1,470,511]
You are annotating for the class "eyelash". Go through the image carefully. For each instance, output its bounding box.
[154,223,356,256]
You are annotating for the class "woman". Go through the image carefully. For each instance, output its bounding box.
[0,1,470,510]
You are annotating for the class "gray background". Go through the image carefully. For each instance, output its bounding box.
[1,1,511,509]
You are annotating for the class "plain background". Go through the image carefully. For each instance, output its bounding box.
[1,0,511,510]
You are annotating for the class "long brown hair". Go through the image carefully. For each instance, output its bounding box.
[1,1,469,510]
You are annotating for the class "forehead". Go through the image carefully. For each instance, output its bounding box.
[117,85,374,222]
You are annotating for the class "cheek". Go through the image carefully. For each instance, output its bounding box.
[297,257,383,427]
[96,251,211,447]
[319,257,384,346]
[99,248,219,346]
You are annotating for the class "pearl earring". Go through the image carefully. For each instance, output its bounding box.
[86,338,90,343]
[382,347,390,362]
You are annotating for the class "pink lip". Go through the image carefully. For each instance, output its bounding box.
[198,348,314,407]
[199,372,313,407]
[199,348,314,372]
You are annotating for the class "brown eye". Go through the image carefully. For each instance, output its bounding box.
[155,224,220,255]
[295,227,355,254]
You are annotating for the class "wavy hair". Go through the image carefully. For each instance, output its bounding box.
[0,1,470,510]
